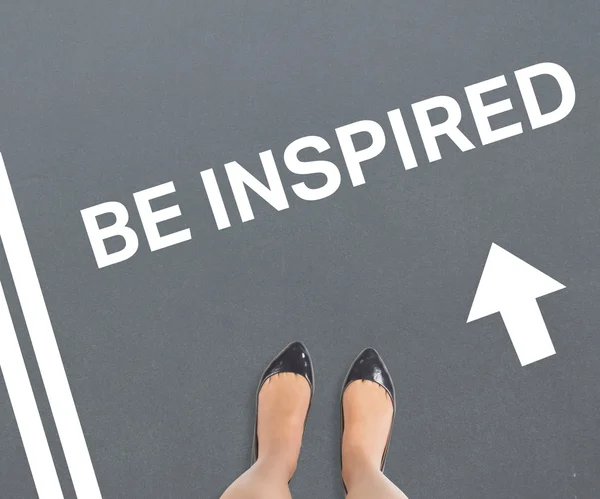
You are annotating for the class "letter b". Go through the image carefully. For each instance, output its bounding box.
[81,202,139,269]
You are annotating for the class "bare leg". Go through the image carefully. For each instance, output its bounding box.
[221,373,311,499]
[342,381,409,499]
[219,459,292,499]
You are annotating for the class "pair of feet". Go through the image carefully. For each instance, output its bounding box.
[254,343,394,489]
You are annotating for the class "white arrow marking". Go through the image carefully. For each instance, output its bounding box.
[467,243,565,366]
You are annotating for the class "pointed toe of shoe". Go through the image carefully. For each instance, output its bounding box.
[343,348,394,401]
[261,341,314,388]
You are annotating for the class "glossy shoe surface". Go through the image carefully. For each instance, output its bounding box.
[251,341,314,466]
[340,348,396,492]
[342,348,394,404]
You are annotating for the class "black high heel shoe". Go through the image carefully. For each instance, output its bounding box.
[251,341,315,468]
[340,348,396,493]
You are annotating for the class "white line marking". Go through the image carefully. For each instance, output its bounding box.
[0,154,102,499]
[0,281,64,498]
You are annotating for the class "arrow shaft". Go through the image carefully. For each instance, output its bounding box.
[499,300,556,366]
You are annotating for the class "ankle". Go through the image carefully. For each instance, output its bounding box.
[341,446,381,488]
[256,451,298,481]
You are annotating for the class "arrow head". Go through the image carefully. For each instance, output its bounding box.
[467,243,565,323]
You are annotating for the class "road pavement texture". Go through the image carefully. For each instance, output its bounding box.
[0,1,599,498]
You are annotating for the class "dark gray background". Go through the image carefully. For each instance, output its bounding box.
[0,1,599,498]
